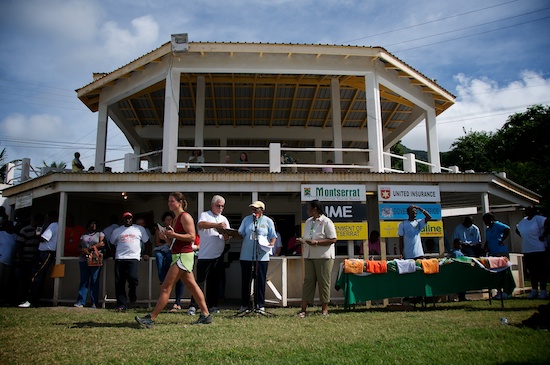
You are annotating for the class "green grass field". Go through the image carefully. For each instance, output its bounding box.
[1,298,549,365]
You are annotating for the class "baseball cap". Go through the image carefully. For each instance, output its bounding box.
[249,201,265,210]
[122,211,133,219]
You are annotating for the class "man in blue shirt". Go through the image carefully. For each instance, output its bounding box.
[482,212,510,257]
[453,216,483,257]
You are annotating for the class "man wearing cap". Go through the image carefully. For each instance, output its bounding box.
[236,201,277,313]
[110,211,149,311]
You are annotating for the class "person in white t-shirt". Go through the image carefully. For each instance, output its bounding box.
[298,200,337,317]
[187,195,231,314]
[516,205,549,299]
[110,211,149,311]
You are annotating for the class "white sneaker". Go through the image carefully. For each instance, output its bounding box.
[18,301,31,308]
[527,290,539,299]
[187,306,196,316]
[539,290,547,299]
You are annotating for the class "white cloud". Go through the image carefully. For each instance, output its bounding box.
[101,15,159,60]
[11,0,103,42]
[1,113,62,140]
[402,71,550,152]
[70,15,160,70]
[0,113,64,164]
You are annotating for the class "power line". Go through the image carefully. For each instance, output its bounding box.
[393,15,550,53]
[341,0,521,43]
[386,9,550,49]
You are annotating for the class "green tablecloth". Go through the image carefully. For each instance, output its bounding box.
[335,260,516,308]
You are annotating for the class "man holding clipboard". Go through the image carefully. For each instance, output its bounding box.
[187,195,232,315]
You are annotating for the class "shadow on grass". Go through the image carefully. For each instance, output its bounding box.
[61,321,139,329]
[335,299,545,314]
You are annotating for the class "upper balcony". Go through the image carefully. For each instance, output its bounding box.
[75,40,455,175]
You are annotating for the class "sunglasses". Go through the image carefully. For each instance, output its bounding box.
[216,204,225,208]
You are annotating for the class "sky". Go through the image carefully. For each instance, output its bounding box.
[0,0,549,173]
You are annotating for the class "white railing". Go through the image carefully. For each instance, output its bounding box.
[3,158,40,185]
[175,145,374,173]
[19,145,460,177]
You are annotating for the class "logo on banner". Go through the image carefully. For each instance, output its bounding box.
[303,187,312,197]
[380,188,391,200]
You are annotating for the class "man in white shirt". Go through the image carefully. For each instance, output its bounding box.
[188,195,230,315]
[398,205,432,260]
[110,211,149,311]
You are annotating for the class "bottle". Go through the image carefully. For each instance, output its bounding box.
[500,317,509,325]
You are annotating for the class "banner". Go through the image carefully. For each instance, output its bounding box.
[301,203,367,222]
[15,192,32,209]
[301,184,365,201]
[301,222,368,240]
[378,185,440,202]
[379,221,444,238]
[379,203,442,220]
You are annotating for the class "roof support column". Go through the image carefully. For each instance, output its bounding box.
[365,72,384,173]
[425,108,441,173]
[162,68,181,172]
[330,78,343,164]
[481,192,490,214]
[195,76,205,147]
[94,103,108,172]
[53,191,67,306]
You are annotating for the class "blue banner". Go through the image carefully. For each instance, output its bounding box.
[379,203,442,221]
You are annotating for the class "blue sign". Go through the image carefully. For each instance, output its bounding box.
[379,203,442,220]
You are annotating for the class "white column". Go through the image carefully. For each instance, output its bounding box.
[365,73,384,172]
[53,192,67,306]
[331,78,343,164]
[195,76,205,147]
[403,153,416,173]
[124,153,139,172]
[383,148,391,172]
[162,68,181,172]
[269,143,281,173]
[481,192,490,214]
[94,103,108,172]
[198,192,204,215]
[425,108,441,173]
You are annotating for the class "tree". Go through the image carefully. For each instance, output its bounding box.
[441,130,494,172]
[42,160,67,169]
[487,104,550,207]
[488,104,550,168]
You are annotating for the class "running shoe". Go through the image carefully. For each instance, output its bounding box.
[135,314,154,328]
[192,313,213,325]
